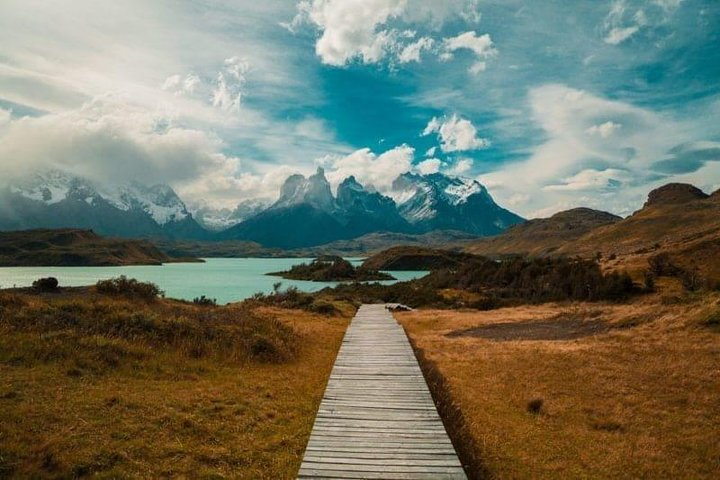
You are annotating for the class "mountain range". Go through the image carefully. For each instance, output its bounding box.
[0,168,524,248]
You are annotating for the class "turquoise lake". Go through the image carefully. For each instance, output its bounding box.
[0,258,427,304]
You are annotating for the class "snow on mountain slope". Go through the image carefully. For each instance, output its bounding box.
[9,170,192,226]
[193,199,271,231]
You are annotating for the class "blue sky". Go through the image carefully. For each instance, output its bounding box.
[0,0,719,217]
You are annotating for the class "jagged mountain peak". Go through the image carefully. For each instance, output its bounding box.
[3,169,205,237]
[273,167,336,213]
[389,171,523,234]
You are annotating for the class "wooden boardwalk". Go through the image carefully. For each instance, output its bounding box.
[298,304,466,479]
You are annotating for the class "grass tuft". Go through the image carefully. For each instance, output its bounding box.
[526,398,544,415]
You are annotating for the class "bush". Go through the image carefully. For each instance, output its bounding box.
[702,310,720,330]
[32,277,59,292]
[192,295,217,306]
[96,276,163,301]
[527,398,544,414]
[309,300,338,316]
[423,256,637,303]
[643,271,656,292]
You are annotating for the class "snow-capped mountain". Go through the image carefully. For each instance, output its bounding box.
[1,170,207,239]
[1,168,524,247]
[220,169,522,248]
[390,172,524,235]
[193,199,270,231]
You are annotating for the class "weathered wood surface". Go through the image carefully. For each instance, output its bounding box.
[298,304,466,479]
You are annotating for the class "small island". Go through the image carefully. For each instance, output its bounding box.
[268,256,395,282]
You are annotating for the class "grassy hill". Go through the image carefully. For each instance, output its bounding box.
[466,183,720,282]
[0,229,199,266]
[467,208,621,258]
[552,184,720,280]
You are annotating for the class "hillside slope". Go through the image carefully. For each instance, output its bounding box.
[554,184,720,278]
[0,229,193,266]
[467,208,621,258]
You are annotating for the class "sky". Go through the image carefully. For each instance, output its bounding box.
[0,0,719,218]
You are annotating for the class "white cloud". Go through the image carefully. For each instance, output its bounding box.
[294,0,408,66]
[0,96,238,188]
[586,121,622,138]
[543,168,631,192]
[448,157,473,175]
[425,146,437,157]
[422,114,490,152]
[605,26,640,44]
[288,1,488,67]
[441,31,497,74]
[416,158,442,174]
[481,83,716,218]
[398,37,434,63]
[323,144,415,193]
[0,108,11,126]
[602,0,684,45]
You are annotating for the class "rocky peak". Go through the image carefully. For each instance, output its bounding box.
[337,176,396,213]
[644,183,708,208]
[273,167,336,213]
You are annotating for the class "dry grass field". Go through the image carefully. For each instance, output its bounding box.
[0,289,351,479]
[398,280,720,479]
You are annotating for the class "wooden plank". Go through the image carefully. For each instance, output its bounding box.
[297,304,466,479]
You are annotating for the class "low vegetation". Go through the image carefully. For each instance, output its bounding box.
[269,256,393,282]
[324,256,637,310]
[398,283,720,478]
[249,283,342,316]
[95,275,165,301]
[0,282,351,478]
[361,246,478,271]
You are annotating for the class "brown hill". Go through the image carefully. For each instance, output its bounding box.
[0,229,198,266]
[466,182,720,281]
[551,184,720,278]
[467,208,621,258]
[643,183,708,207]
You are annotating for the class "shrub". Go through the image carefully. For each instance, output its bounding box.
[96,276,163,301]
[648,253,682,277]
[309,300,338,316]
[643,271,656,292]
[527,398,544,415]
[423,257,637,303]
[192,295,217,306]
[32,277,59,292]
[702,310,720,330]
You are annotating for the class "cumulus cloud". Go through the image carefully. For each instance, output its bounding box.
[291,0,408,66]
[0,96,237,186]
[398,37,435,63]
[416,158,442,174]
[422,114,490,152]
[322,144,415,193]
[286,1,491,67]
[441,31,497,74]
[448,157,473,175]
